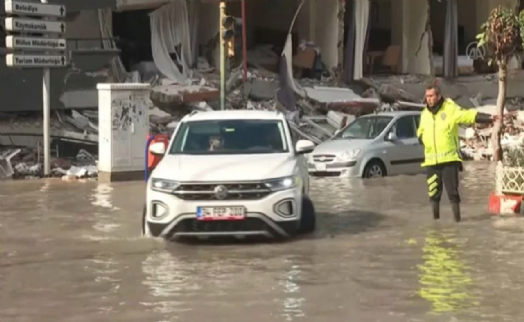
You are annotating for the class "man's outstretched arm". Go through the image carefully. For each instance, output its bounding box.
[449,99,496,125]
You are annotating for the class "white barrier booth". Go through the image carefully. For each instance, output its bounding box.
[97,83,151,182]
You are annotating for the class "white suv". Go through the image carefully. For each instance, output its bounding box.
[143,110,317,241]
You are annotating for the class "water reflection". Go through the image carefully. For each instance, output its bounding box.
[90,183,119,210]
[279,257,305,320]
[417,229,478,314]
[37,181,50,212]
[140,250,198,319]
[86,184,120,239]
[84,256,122,314]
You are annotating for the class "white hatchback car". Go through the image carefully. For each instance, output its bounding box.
[144,110,317,241]
[309,111,424,178]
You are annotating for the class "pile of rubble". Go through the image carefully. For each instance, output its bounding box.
[0,147,97,180]
[6,41,524,180]
[461,102,524,161]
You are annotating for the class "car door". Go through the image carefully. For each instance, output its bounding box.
[384,115,423,175]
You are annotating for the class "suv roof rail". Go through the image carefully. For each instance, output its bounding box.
[188,110,199,116]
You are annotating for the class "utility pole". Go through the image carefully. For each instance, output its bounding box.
[41,0,51,175]
[219,2,226,110]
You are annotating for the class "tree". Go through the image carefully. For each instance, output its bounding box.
[476,6,520,161]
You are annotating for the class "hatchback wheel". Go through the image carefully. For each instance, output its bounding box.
[363,160,386,178]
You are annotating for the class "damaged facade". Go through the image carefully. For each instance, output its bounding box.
[1,0,524,179]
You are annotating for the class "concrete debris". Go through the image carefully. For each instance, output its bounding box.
[0,143,98,180]
[3,48,524,180]
[0,149,21,179]
[461,110,524,161]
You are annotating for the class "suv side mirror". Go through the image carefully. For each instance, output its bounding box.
[149,142,166,155]
[386,132,398,141]
[295,140,315,154]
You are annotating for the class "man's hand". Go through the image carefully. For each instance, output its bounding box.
[491,114,502,122]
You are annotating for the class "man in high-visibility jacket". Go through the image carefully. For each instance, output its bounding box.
[417,85,497,222]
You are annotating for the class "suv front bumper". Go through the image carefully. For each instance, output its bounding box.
[145,187,302,239]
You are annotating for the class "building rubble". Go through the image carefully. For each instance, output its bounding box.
[461,99,524,160]
[4,39,524,180]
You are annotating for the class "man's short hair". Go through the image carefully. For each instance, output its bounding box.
[426,84,441,95]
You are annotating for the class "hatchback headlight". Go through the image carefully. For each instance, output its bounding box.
[336,149,361,161]
[264,176,300,191]
[151,179,180,193]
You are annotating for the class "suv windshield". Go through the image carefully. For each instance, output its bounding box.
[169,119,289,155]
[335,116,393,139]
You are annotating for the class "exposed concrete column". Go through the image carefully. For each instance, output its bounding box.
[405,0,431,75]
[315,0,339,68]
[336,0,344,71]
[309,0,316,41]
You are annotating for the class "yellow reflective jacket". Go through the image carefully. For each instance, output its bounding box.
[416,99,477,167]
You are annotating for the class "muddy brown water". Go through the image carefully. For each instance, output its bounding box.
[1,162,523,322]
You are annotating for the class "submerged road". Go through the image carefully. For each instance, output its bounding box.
[1,161,523,322]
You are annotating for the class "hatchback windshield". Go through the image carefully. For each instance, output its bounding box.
[169,119,289,155]
[335,116,393,139]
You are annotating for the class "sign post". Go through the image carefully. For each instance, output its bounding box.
[4,0,67,176]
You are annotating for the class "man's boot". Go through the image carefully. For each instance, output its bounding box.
[431,201,440,220]
[451,203,461,222]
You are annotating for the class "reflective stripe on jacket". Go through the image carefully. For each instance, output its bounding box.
[416,99,477,167]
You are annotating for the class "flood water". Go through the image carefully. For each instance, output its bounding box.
[1,161,523,322]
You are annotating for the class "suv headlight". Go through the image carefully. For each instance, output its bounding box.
[336,149,361,161]
[151,178,180,193]
[264,176,300,191]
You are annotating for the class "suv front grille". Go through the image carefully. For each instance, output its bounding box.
[313,154,336,162]
[172,182,272,200]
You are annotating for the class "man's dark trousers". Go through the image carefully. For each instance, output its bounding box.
[426,161,461,221]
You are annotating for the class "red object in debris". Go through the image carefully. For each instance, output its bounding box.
[488,192,522,215]
[147,134,169,170]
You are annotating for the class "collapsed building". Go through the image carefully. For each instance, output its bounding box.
[1,0,524,179]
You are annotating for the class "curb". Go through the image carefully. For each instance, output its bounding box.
[488,192,523,215]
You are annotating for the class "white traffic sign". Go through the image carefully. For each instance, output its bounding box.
[5,17,66,34]
[6,35,66,50]
[6,54,68,68]
[5,1,66,18]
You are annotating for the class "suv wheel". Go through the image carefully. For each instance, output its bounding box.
[363,160,386,178]
[298,196,316,234]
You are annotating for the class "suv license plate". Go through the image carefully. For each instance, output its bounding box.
[196,206,246,221]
